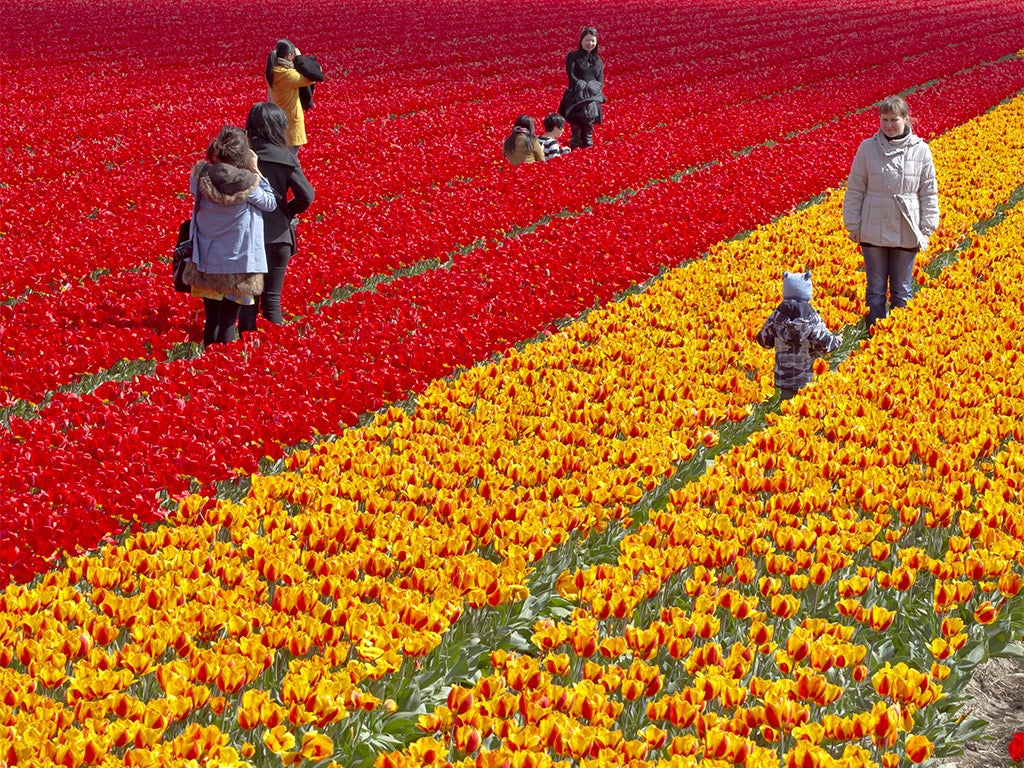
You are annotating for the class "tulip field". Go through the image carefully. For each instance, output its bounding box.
[3,0,1024,765]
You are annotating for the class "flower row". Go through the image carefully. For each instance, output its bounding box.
[0,91,1021,765]
[3,58,1023,588]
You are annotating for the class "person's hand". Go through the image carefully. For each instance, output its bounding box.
[247,149,260,173]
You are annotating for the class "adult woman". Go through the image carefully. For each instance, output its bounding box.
[502,115,545,165]
[265,39,323,151]
[184,126,276,346]
[238,102,316,331]
[558,26,605,149]
[843,96,939,328]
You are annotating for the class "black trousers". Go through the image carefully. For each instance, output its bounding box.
[238,242,293,331]
[569,119,595,148]
[202,298,242,346]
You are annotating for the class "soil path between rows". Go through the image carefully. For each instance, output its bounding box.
[958,650,1024,767]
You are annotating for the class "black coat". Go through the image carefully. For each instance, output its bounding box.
[250,137,315,250]
[294,54,324,112]
[558,79,606,126]
[565,49,603,86]
[560,49,605,124]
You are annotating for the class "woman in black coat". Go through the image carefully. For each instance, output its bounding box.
[559,26,605,149]
[238,102,316,330]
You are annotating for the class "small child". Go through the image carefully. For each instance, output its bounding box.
[538,113,572,159]
[757,271,842,400]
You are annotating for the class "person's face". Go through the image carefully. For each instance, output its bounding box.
[581,34,597,52]
[550,125,563,138]
[880,111,907,138]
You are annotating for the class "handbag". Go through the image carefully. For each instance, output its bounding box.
[172,192,200,293]
[172,219,191,292]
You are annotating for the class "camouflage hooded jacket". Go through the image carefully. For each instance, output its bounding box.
[756,299,842,390]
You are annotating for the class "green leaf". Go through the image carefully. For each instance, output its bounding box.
[382,715,424,738]
[870,637,894,665]
[987,627,1024,659]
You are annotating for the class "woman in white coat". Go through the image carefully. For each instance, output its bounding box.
[843,96,939,328]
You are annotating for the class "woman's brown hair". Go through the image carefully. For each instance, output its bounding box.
[206,125,251,168]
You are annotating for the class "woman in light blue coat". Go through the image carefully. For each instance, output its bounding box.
[184,126,276,346]
[843,96,939,328]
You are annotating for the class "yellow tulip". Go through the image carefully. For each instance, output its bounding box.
[262,724,297,755]
[300,731,335,759]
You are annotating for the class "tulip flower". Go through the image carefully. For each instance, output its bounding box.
[447,686,475,718]
[973,600,1000,624]
[869,703,902,748]
[905,734,934,763]
[1009,731,1024,763]
[262,725,297,755]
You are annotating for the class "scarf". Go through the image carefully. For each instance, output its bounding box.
[884,126,913,147]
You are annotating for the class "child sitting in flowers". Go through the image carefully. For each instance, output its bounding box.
[538,114,572,159]
[757,271,841,400]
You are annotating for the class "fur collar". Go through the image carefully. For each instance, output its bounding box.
[191,161,259,205]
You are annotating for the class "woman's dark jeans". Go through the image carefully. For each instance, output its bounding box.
[569,119,594,148]
[238,243,293,331]
[202,298,242,346]
[861,244,917,325]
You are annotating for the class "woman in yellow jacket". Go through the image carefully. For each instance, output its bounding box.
[502,115,545,165]
[265,40,320,152]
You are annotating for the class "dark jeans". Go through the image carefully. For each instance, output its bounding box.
[202,298,242,346]
[862,244,917,325]
[238,243,293,331]
[568,120,594,149]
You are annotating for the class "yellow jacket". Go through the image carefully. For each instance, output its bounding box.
[269,66,313,147]
[503,134,545,165]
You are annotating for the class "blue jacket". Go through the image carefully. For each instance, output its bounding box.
[189,161,276,274]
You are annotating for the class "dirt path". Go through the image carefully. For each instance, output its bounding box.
[957,653,1024,767]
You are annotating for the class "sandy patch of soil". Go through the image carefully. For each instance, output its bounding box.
[956,653,1024,767]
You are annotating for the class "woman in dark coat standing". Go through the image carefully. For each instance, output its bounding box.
[238,102,315,331]
[559,26,604,149]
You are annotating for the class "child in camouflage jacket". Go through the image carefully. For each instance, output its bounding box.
[757,271,841,400]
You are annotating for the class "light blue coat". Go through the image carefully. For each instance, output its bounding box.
[189,161,276,274]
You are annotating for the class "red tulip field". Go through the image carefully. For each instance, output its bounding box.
[2,0,1024,765]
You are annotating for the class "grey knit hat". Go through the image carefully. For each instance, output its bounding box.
[782,270,812,301]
